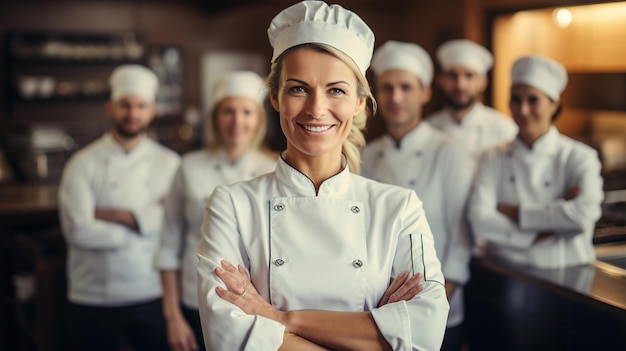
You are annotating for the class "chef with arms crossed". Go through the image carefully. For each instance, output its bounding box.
[469,55,603,269]
[59,64,179,351]
[362,40,473,351]
[155,70,276,351]
[196,1,449,350]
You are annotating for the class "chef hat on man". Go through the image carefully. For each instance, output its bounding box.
[267,0,375,75]
[109,64,159,103]
[511,55,568,101]
[371,40,433,86]
[212,71,267,105]
[436,39,493,75]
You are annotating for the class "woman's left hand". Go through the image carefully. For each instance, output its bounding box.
[215,260,283,322]
[377,271,423,307]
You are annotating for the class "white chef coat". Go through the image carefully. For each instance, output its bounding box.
[361,122,472,328]
[154,148,276,309]
[197,156,449,351]
[427,103,518,162]
[468,126,603,268]
[59,133,180,306]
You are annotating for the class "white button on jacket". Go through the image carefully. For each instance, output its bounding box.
[362,122,473,328]
[197,156,449,351]
[469,126,604,268]
[59,133,180,306]
[154,149,276,309]
[427,103,518,163]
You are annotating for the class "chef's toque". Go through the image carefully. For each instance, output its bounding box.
[212,71,267,105]
[371,40,434,86]
[109,64,159,103]
[436,39,493,75]
[510,55,568,100]
[267,0,375,75]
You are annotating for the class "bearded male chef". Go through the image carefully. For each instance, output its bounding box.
[361,40,473,351]
[427,39,517,163]
[58,64,180,351]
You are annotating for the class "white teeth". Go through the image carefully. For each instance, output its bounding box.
[302,125,332,133]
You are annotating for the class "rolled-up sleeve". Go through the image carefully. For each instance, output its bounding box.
[197,186,285,350]
[155,166,187,269]
[372,190,449,351]
[59,157,129,250]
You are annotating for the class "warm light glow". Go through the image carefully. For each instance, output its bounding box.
[553,8,572,28]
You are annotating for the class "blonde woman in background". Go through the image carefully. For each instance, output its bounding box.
[155,71,276,351]
[196,2,449,350]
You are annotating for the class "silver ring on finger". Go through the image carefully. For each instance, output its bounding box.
[240,289,248,298]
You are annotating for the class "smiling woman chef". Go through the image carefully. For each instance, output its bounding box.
[195,1,449,350]
[155,70,276,351]
[469,55,604,269]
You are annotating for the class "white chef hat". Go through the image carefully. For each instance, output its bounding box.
[267,0,375,75]
[510,55,568,101]
[436,39,493,75]
[371,40,433,86]
[212,71,267,105]
[109,64,159,103]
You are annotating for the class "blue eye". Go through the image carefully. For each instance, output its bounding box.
[289,86,306,94]
[330,87,345,95]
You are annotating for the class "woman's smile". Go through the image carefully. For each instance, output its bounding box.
[298,123,335,134]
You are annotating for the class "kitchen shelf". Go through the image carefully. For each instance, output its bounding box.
[13,94,110,103]
[4,31,147,120]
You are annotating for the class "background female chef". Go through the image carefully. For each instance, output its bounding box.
[469,55,604,268]
[154,71,276,351]
[196,1,449,350]
[58,64,180,351]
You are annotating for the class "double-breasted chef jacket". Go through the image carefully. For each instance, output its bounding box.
[427,103,518,163]
[59,133,180,306]
[469,126,603,268]
[197,156,449,351]
[361,122,472,328]
[154,149,276,309]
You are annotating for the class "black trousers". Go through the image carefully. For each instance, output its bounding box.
[181,304,206,351]
[66,298,169,351]
[441,323,465,351]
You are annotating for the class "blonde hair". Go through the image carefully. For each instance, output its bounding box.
[266,43,376,174]
[206,97,268,151]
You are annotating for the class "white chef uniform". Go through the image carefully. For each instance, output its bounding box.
[362,122,472,328]
[469,126,603,268]
[427,103,518,163]
[154,149,276,309]
[59,133,180,305]
[197,156,449,351]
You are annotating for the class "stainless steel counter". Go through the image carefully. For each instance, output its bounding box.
[466,254,626,351]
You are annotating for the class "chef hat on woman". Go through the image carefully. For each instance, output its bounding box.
[206,70,268,150]
[109,64,159,103]
[212,70,267,105]
[436,39,493,75]
[371,40,433,86]
[510,55,568,101]
[267,0,375,75]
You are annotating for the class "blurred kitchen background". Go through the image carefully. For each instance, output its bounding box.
[0,1,625,350]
